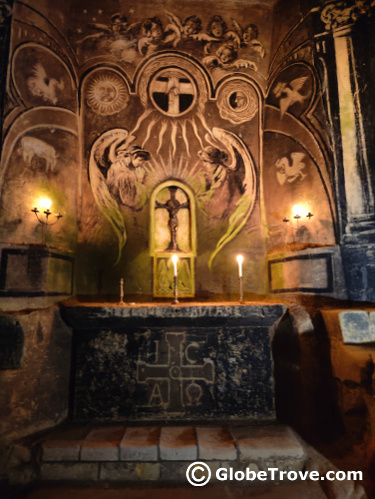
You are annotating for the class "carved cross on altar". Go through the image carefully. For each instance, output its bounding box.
[137,332,214,411]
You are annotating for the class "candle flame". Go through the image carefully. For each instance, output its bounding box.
[292,203,311,219]
[237,254,243,278]
[37,197,52,210]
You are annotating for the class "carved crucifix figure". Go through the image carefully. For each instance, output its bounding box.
[155,186,189,251]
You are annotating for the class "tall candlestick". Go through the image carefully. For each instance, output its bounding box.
[119,278,124,304]
[171,254,179,304]
[236,255,244,303]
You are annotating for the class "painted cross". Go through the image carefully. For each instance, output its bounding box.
[137,332,214,411]
[151,72,195,116]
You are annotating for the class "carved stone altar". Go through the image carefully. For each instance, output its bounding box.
[62,303,286,422]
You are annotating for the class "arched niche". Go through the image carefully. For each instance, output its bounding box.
[150,180,196,298]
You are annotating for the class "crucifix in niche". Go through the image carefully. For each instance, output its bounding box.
[155,186,190,251]
[150,181,196,298]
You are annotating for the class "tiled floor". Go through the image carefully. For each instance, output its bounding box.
[14,482,328,499]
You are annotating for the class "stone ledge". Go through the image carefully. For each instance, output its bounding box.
[120,427,160,461]
[197,427,237,461]
[159,427,197,461]
[39,424,306,470]
[230,425,305,461]
[80,426,126,461]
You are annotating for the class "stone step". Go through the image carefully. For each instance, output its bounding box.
[35,424,306,483]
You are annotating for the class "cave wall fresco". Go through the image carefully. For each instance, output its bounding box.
[79,52,263,296]
[71,0,270,297]
[264,1,336,255]
[0,1,79,251]
[0,0,337,298]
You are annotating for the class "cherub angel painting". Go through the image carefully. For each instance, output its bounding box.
[203,43,257,71]
[229,19,265,60]
[162,11,218,55]
[163,12,203,47]
[76,13,141,62]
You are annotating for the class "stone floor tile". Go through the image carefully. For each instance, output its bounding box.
[159,427,197,461]
[42,427,91,461]
[230,425,305,461]
[196,427,237,461]
[120,427,160,461]
[80,427,126,461]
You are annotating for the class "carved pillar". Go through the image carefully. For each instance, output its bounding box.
[312,1,375,300]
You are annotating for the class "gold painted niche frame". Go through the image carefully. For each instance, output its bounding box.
[150,180,197,298]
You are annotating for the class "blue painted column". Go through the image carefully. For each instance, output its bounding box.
[313,2,375,300]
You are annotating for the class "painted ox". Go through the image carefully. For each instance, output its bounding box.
[18,136,58,173]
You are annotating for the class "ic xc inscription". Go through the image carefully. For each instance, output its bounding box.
[137,332,214,412]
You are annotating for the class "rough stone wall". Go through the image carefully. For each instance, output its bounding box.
[0,306,72,442]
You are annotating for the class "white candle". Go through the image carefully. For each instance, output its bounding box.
[236,254,243,278]
[172,254,179,277]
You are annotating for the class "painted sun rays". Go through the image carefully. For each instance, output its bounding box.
[132,108,213,157]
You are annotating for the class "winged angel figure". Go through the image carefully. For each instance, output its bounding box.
[207,128,256,270]
[229,18,265,59]
[89,129,134,265]
[163,10,216,47]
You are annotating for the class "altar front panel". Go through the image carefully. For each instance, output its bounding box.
[63,304,285,422]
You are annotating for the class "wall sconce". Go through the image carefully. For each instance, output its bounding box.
[283,205,314,244]
[31,198,62,243]
[283,205,314,225]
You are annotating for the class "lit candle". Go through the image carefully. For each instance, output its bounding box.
[172,254,178,277]
[171,254,179,304]
[237,254,244,303]
[236,254,243,278]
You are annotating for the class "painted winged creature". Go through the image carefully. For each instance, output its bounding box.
[163,11,215,47]
[27,63,64,104]
[229,18,265,58]
[89,129,151,265]
[198,128,257,270]
[275,152,307,185]
[273,76,309,117]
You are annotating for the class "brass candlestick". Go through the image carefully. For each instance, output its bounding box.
[172,254,179,305]
[173,275,179,304]
[239,275,244,303]
[236,254,244,303]
[119,278,124,304]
